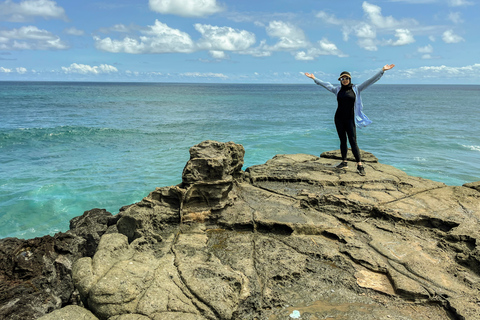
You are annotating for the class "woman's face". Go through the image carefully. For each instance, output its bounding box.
[340,77,351,85]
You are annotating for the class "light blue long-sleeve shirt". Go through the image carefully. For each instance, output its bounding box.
[312,69,385,127]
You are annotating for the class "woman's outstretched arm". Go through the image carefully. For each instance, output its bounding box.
[305,72,337,94]
[357,64,395,92]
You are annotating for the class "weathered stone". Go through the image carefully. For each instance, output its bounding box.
[69,208,118,256]
[0,208,114,320]
[109,315,150,320]
[182,140,245,184]
[4,141,480,320]
[116,187,182,243]
[173,233,249,319]
[320,148,379,163]
[116,141,245,243]
[37,305,98,320]
[181,140,244,215]
[72,232,217,320]
[464,180,480,192]
[71,142,480,319]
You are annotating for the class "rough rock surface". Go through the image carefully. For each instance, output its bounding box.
[0,208,117,320]
[36,305,98,320]
[3,140,480,320]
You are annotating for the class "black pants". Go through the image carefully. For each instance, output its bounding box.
[334,116,361,163]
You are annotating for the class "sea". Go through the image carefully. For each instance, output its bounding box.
[1,81,479,239]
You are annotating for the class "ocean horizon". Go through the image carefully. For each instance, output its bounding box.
[1,81,479,239]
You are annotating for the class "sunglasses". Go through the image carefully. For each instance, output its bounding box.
[339,77,351,81]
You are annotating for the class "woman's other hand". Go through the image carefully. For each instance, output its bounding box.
[383,64,395,71]
[305,73,315,79]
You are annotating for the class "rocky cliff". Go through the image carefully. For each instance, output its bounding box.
[1,140,479,320]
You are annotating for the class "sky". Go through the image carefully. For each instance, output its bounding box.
[0,0,478,84]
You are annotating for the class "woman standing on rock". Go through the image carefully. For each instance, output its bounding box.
[305,64,395,176]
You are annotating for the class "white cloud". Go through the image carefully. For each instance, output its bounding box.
[98,24,136,34]
[355,23,377,39]
[64,27,84,36]
[317,38,344,55]
[362,1,399,29]
[180,72,227,79]
[0,25,68,50]
[195,24,256,51]
[295,38,347,60]
[142,19,195,52]
[0,0,67,22]
[354,22,378,51]
[93,19,346,60]
[442,29,464,43]
[447,12,463,24]
[399,63,480,79]
[238,40,272,57]
[418,44,434,59]
[266,21,301,39]
[95,20,256,57]
[317,2,418,51]
[266,20,308,50]
[94,36,143,54]
[0,66,28,73]
[209,50,227,59]
[418,44,433,53]
[149,0,224,17]
[110,24,132,33]
[2,25,57,40]
[61,63,118,74]
[254,20,347,59]
[315,11,342,25]
[387,28,415,46]
[242,20,348,59]
[294,52,312,61]
[358,38,378,51]
[125,70,140,76]
[16,67,27,73]
[448,0,474,7]
[94,20,195,54]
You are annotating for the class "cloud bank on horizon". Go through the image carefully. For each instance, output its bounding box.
[0,0,478,83]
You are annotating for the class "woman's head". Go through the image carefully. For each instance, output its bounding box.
[338,71,351,86]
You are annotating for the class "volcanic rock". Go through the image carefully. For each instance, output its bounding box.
[0,209,115,320]
[3,140,480,320]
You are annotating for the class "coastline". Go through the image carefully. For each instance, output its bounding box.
[2,82,479,240]
[1,141,479,320]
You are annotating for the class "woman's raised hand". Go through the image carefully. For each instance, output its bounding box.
[305,72,315,79]
[383,64,395,71]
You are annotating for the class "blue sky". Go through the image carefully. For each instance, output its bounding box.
[0,0,478,83]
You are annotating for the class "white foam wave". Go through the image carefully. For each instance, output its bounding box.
[461,145,480,152]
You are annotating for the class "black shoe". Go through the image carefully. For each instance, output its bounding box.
[357,165,366,176]
[336,161,348,169]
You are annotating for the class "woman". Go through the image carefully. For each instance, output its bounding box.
[305,64,395,176]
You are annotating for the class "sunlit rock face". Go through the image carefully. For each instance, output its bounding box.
[10,140,480,320]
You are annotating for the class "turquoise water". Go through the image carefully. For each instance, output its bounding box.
[1,82,479,239]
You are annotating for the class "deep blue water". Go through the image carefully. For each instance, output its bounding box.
[1,81,479,239]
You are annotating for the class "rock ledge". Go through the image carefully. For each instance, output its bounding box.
[1,140,479,320]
